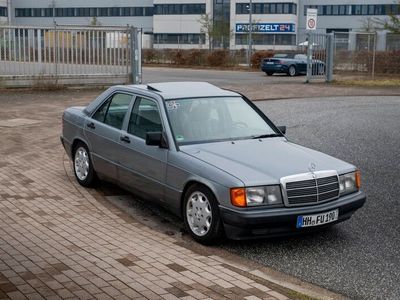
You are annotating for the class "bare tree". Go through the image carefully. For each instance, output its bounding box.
[199,14,214,50]
[361,17,378,32]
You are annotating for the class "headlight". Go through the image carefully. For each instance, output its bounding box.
[231,186,283,207]
[339,171,361,196]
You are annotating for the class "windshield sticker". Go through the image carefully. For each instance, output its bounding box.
[176,135,185,142]
[167,101,180,110]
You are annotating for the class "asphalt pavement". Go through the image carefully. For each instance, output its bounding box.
[106,95,400,299]
[226,96,400,299]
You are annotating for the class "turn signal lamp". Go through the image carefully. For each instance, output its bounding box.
[230,188,246,207]
[355,170,361,189]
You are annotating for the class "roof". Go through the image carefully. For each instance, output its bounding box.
[130,81,239,100]
[84,82,240,115]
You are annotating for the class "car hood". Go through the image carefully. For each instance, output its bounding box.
[181,138,355,186]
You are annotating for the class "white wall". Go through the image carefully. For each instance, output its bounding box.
[10,0,154,31]
[153,15,203,34]
[0,0,8,24]
[153,0,207,48]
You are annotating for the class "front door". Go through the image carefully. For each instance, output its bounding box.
[118,96,168,201]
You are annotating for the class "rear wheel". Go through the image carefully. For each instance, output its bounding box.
[266,72,274,76]
[73,142,97,187]
[288,65,297,77]
[183,184,223,244]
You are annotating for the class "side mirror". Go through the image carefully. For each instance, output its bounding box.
[146,132,169,149]
[277,126,286,134]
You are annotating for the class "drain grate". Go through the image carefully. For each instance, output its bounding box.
[0,118,41,127]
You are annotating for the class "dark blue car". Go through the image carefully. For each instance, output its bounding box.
[261,54,325,77]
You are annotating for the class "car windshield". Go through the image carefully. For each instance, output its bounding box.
[294,54,307,60]
[165,97,280,145]
[273,53,294,58]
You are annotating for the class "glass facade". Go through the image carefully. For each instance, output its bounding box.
[154,33,205,44]
[15,7,154,17]
[154,4,206,15]
[304,4,400,16]
[237,3,297,15]
[213,0,231,48]
[235,33,296,46]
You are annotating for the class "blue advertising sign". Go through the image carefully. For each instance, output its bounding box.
[235,23,295,33]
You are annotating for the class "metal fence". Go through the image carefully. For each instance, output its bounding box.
[305,32,334,82]
[0,25,142,87]
[333,32,400,77]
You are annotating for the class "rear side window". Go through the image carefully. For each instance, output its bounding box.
[92,93,133,129]
[128,97,163,139]
[92,99,110,123]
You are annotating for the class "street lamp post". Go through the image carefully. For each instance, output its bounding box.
[247,0,252,67]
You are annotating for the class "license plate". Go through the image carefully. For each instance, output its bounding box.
[267,62,274,64]
[296,209,339,228]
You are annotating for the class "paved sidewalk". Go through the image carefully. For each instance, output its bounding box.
[0,94,296,299]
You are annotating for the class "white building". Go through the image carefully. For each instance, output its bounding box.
[153,0,208,49]
[3,0,399,50]
[0,0,8,24]
[9,0,153,31]
[298,1,399,50]
[231,0,299,50]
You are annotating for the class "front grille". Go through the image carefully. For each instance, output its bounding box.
[281,172,339,206]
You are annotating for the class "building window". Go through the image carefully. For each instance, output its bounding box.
[76,8,87,17]
[235,34,296,46]
[15,6,153,18]
[154,4,206,15]
[109,7,120,17]
[0,7,6,17]
[387,33,400,51]
[44,8,53,17]
[339,5,346,15]
[236,3,297,15]
[305,4,397,16]
[144,7,154,16]
[15,8,32,17]
[98,8,108,16]
[32,8,41,17]
[154,33,206,44]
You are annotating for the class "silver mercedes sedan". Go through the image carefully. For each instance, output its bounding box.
[61,82,366,244]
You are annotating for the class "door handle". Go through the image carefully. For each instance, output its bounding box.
[120,136,130,143]
[87,122,95,129]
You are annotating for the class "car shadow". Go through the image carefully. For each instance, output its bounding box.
[95,180,345,251]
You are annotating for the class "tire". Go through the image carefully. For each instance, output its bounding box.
[183,184,224,244]
[266,72,274,76]
[73,142,97,187]
[288,65,297,77]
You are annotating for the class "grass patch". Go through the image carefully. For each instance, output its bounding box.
[332,78,400,87]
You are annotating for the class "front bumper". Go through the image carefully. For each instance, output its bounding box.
[220,191,366,240]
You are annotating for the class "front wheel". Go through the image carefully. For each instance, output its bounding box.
[73,142,97,187]
[183,184,223,244]
[266,72,274,76]
[288,65,297,77]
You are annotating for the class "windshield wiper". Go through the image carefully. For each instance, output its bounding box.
[251,134,280,139]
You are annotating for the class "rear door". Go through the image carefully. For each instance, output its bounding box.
[117,96,168,201]
[84,92,134,180]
